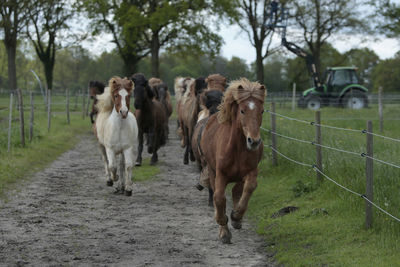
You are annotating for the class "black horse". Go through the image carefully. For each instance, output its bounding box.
[89,80,105,124]
[131,73,167,166]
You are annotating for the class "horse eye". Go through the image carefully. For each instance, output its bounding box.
[115,95,118,99]
[240,110,245,114]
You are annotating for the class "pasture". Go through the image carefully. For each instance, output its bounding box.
[252,103,400,265]
[1,87,400,265]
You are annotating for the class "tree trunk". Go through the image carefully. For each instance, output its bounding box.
[122,57,139,77]
[5,43,17,91]
[44,61,54,90]
[255,47,264,84]
[151,33,160,78]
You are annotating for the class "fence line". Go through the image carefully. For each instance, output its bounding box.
[263,127,400,170]
[265,109,400,143]
[266,145,400,223]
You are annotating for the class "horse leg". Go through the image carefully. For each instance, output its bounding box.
[208,188,214,208]
[213,171,231,244]
[148,127,155,154]
[230,170,258,230]
[136,131,143,166]
[123,147,134,196]
[150,130,159,165]
[183,126,189,165]
[105,148,118,184]
[189,126,195,162]
[231,181,244,229]
[99,144,112,186]
[114,153,125,194]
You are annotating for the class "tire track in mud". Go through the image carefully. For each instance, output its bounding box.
[0,122,275,267]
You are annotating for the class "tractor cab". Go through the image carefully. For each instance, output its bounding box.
[299,66,368,110]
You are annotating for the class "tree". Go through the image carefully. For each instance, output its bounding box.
[288,0,368,80]
[26,0,73,90]
[231,0,281,84]
[0,0,31,91]
[371,53,400,92]
[374,0,400,37]
[80,0,227,77]
[344,48,379,88]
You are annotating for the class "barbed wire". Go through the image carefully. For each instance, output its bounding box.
[266,145,400,223]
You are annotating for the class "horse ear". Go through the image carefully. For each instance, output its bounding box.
[260,85,266,91]
[146,83,155,98]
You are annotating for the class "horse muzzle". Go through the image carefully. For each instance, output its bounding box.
[246,136,261,151]
[120,108,129,119]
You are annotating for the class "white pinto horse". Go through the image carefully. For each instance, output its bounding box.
[94,76,138,196]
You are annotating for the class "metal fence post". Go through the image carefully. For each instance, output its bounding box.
[365,120,374,229]
[271,102,277,166]
[315,111,323,183]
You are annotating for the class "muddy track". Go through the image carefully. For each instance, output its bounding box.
[0,121,275,267]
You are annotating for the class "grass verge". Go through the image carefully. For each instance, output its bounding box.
[133,158,161,182]
[247,105,400,266]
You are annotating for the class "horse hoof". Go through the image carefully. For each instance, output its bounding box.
[183,158,188,165]
[106,180,113,187]
[125,190,132,196]
[150,160,157,166]
[219,226,232,244]
[135,160,142,166]
[195,183,204,191]
[208,200,214,207]
[230,210,242,229]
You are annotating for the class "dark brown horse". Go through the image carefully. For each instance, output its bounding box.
[131,73,167,166]
[154,82,173,137]
[89,80,105,123]
[191,89,224,206]
[199,78,266,244]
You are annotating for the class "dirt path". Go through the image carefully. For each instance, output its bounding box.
[0,122,275,267]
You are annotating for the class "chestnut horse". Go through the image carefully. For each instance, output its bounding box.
[200,78,266,243]
[89,80,105,123]
[191,89,224,206]
[178,77,207,164]
[131,73,167,166]
[94,77,138,196]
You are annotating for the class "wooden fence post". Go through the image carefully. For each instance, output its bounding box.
[29,92,34,142]
[17,89,25,147]
[82,90,86,119]
[378,87,383,133]
[7,92,13,152]
[66,89,70,125]
[292,83,296,111]
[365,120,374,229]
[47,90,51,132]
[315,111,323,183]
[270,102,277,166]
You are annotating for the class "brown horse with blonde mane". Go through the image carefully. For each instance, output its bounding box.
[199,78,266,244]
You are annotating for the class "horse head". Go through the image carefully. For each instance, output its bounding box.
[194,77,207,96]
[205,74,227,92]
[131,73,154,110]
[89,80,105,99]
[217,78,266,151]
[205,90,223,115]
[155,83,168,103]
[109,77,133,119]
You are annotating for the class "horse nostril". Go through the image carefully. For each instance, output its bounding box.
[254,139,261,146]
[247,137,253,144]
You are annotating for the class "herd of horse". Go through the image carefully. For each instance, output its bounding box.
[89,73,266,244]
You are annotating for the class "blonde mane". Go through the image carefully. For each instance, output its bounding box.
[96,76,134,114]
[217,78,266,124]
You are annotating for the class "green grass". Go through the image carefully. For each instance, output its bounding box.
[0,108,90,197]
[133,158,161,182]
[247,104,400,266]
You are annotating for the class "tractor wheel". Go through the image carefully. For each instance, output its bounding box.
[343,90,367,109]
[305,95,322,110]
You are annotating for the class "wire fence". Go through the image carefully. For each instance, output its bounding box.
[263,106,400,226]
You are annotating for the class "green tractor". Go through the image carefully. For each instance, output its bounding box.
[298,67,368,110]
[268,4,368,110]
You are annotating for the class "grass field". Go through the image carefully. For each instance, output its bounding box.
[0,91,91,197]
[249,104,400,266]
